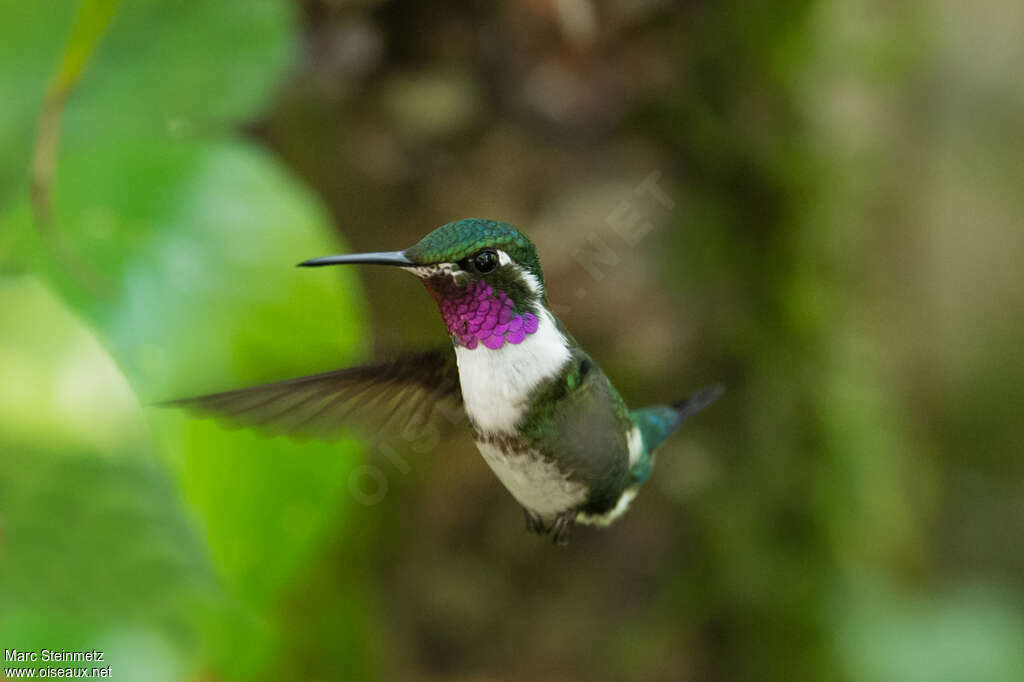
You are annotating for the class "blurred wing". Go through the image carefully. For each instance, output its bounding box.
[162,349,465,441]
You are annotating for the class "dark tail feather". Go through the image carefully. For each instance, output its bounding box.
[672,383,726,424]
[629,384,724,483]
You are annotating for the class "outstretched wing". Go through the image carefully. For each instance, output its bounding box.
[161,348,465,441]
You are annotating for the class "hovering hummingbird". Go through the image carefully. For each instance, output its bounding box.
[169,219,722,544]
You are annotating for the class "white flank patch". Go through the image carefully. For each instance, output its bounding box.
[626,425,644,467]
[455,307,571,434]
[476,441,588,517]
[576,487,638,527]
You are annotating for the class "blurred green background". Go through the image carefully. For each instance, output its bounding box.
[1,1,1022,680]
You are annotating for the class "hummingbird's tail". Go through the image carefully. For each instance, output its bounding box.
[628,384,724,483]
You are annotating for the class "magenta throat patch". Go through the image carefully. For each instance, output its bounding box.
[430,279,539,350]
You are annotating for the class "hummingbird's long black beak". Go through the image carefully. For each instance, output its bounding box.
[297,251,415,268]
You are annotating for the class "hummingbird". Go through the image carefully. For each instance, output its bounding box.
[168,218,722,544]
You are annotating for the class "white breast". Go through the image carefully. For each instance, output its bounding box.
[454,308,571,435]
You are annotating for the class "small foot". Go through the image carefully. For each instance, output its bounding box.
[550,512,575,546]
[524,508,547,535]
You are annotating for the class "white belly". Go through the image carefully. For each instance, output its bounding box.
[475,440,588,517]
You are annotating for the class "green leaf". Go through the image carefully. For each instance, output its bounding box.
[0,1,74,207]
[0,276,209,679]
[834,578,1024,682]
[1,0,374,678]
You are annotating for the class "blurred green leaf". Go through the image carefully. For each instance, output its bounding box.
[1,0,373,678]
[28,0,120,294]
[50,0,120,95]
[0,2,73,208]
[834,577,1024,682]
[0,277,209,678]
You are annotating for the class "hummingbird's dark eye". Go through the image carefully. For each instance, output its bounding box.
[472,249,499,274]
